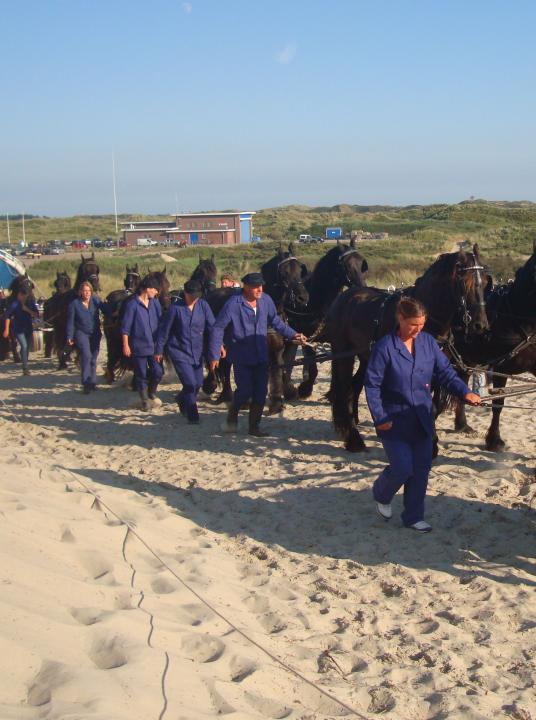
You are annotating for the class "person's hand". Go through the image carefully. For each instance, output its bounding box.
[464,392,481,406]
[67,339,74,346]
[2,329,8,339]
[376,421,393,431]
[219,345,226,359]
[154,354,163,363]
[293,333,308,345]
[209,359,219,371]
[123,345,131,358]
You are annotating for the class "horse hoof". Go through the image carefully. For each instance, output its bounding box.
[485,439,506,452]
[455,423,476,436]
[345,436,368,453]
[283,385,299,401]
[297,383,313,399]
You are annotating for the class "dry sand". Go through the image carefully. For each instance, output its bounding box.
[0,350,534,720]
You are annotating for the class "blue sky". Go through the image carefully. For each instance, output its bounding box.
[2,0,536,215]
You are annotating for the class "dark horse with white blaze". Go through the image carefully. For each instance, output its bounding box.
[448,241,536,451]
[324,244,490,452]
[0,273,36,362]
[265,239,369,413]
[102,264,141,382]
[49,254,101,369]
[43,271,72,358]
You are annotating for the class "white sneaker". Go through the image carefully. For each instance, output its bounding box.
[408,521,432,533]
[376,502,392,520]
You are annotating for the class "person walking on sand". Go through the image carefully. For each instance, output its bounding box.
[208,272,307,437]
[2,288,39,375]
[121,275,163,411]
[66,281,108,393]
[155,279,218,424]
[364,296,481,533]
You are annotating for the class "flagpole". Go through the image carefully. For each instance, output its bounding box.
[6,213,10,245]
[22,213,26,247]
[112,151,118,235]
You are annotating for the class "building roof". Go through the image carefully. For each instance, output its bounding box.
[173,211,256,217]
[167,228,236,234]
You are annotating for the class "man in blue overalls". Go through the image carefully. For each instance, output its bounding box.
[209,272,307,436]
[121,276,163,411]
[155,279,216,424]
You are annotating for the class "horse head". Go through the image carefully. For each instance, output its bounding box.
[416,245,489,337]
[190,256,217,296]
[54,271,72,294]
[261,246,309,312]
[124,264,140,292]
[77,254,100,291]
[334,241,369,288]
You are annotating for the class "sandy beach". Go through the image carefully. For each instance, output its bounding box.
[0,350,534,720]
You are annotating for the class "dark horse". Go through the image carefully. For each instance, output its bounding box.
[0,273,36,362]
[448,241,536,451]
[261,244,310,413]
[267,238,369,413]
[43,271,72,358]
[102,264,141,382]
[104,269,170,382]
[325,244,490,452]
[50,254,101,369]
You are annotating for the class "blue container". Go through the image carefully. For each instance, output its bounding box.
[325,227,343,239]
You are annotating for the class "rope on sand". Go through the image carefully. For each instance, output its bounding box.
[63,467,371,720]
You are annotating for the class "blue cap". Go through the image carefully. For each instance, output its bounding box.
[241,272,264,287]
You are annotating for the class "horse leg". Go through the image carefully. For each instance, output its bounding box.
[267,345,285,415]
[453,372,475,434]
[282,343,299,401]
[485,374,507,451]
[332,353,366,452]
[216,359,233,404]
[350,357,367,425]
[298,346,318,398]
[202,366,218,396]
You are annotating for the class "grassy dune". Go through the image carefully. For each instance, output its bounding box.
[10,200,536,296]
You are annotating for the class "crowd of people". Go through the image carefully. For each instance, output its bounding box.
[1,272,483,533]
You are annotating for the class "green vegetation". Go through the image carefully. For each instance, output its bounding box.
[5,200,536,296]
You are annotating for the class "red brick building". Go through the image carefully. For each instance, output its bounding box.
[121,211,256,247]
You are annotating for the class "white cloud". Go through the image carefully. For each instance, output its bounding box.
[182,2,192,13]
[275,43,297,65]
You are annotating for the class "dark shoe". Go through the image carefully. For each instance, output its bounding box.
[91,383,98,391]
[83,384,91,395]
[139,388,150,411]
[23,368,31,376]
[148,383,158,400]
[248,403,270,437]
[224,402,240,433]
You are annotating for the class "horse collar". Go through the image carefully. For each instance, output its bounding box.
[278,256,298,267]
[339,249,359,260]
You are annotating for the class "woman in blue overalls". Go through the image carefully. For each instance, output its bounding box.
[2,288,39,375]
[66,281,108,393]
[155,279,216,424]
[364,296,481,532]
[121,275,163,411]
